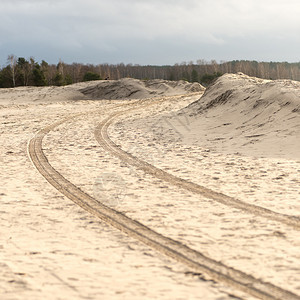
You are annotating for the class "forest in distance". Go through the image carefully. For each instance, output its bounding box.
[1,55,300,88]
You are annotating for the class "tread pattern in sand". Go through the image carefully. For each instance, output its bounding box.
[28,99,299,300]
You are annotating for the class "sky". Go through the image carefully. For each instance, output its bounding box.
[1,0,300,67]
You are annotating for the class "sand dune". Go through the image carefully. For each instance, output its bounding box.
[161,73,300,159]
[0,83,89,105]
[0,79,204,105]
[79,78,204,100]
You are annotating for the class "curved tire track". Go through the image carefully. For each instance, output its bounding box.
[94,107,300,230]
[28,100,300,300]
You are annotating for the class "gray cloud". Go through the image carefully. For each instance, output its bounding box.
[1,0,299,66]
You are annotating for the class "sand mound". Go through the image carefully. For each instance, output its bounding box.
[0,79,204,105]
[79,78,204,100]
[0,82,96,105]
[184,73,300,115]
[163,73,300,159]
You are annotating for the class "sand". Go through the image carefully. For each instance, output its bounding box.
[178,73,300,159]
[0,76,299,299]
[79,78,205,100]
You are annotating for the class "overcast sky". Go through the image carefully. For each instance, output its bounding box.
[1,0,299,66]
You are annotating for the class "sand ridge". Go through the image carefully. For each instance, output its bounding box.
[171,73,300,159]
[0,78,204,105]
[79,78,205,100]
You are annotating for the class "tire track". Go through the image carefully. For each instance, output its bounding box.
[94,106,300,230]
[28,99,299,300]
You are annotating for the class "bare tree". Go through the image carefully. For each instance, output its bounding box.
[17,57,29,86]
[57,59,64,76]
[7,54,17,87]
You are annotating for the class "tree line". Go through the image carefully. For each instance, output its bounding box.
[1,55,300,88]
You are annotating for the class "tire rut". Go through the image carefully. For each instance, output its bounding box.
[94,106,300,230]
[28,99,300,300]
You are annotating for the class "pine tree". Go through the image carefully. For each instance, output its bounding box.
[32,64,47,86]
[191,69,199,82]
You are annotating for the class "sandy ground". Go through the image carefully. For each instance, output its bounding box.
[0,76,299,299]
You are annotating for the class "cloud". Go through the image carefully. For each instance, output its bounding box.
[1,0,300,65]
